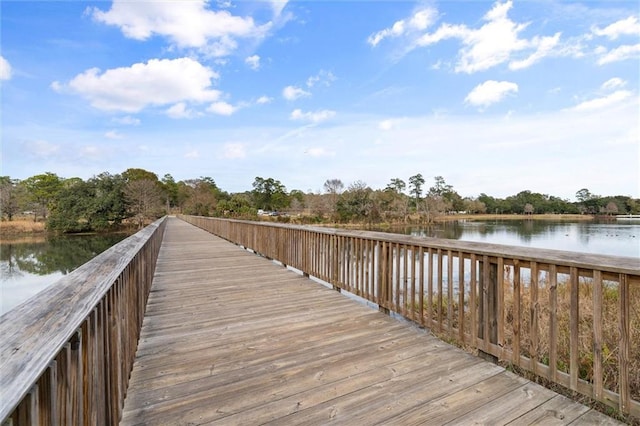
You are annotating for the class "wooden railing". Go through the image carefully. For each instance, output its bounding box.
[180,215,640,418]
[0,217,166,425]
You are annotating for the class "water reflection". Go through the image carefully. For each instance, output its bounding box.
[371,220,639,258]
[0,233,130,315]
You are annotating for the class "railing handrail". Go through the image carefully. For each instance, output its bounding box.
[195,217,639,275]
[0,217,167,421]
[179,214,639,418]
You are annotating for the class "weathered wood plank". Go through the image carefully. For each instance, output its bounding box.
[436,380,554,425]
[506,393,590,425]
[382,370,531,425]
[204,346,459,425]
[262,358,494,425]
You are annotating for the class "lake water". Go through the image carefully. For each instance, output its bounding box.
[1,219,638,316]
[0,233,130,315]
[374,219,640,258]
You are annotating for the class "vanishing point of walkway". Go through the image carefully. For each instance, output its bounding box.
[120,218,621,425]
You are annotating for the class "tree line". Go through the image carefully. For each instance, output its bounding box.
[1,169,637,233]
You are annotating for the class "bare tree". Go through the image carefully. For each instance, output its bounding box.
[323,179,344,194]
[124,179,163,228]
[463,198,487,214]
[323,179,344,221]
[423,195,448,223]
[604,201,619,216]
[304,192,330,218]
[0,177,21,221]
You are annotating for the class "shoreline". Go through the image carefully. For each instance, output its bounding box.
[313,213,597,229]
[0,219,137,243]
[435,213,595,222]
[0,214,599,240]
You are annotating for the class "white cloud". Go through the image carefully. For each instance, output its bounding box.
[592,16,640,40]
[207,101,237,115]
[290,108,336,123]
[509,33,561,70]
[105,130,123,139]
[269,0,289,18]
[379,119,394,131]
[55,57,221,112]
[0,56,12,80]
[379,118,407,131]
[377,1,564,73]
[601,78,626,91]
[306,147,335,157]
[50,81,63,93]
[222,143,246,159]
[199,36,239,58]
[412,0,533,73]
[282,85,310,100]
[571,90,631,111]
[256,95,272,104]
[184,149,200,159]
[166,102,198,119]
[409,8,436,31]
[245,54,261,70]
[414,23,467,47]
[596,43,640,65]
[465,80,518,108]
[590,16,640,65]
[112,116,140,125]
[91,0,270,57]
[80,145,105,160]
[306,70,336,88]
[604,128,638,146]
[23,140,60,158]
[451,1,530,73]
[368,21,406,47]
[368,8,437,46]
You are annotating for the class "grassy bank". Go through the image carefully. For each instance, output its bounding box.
[0,218,47,240]
[0,216,144,242]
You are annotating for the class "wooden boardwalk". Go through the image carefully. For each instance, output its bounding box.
[120,218,621,425]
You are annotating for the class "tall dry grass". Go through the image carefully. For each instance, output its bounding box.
[0,218,46,239]
[501,274,639,401]
[417,270,639,418]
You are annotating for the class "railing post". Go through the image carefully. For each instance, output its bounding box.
[619,273,630,414]
[478,258,498,363]
[39,361,57,426]
[378,242,390,315]
[70,330,83,426]
[332,235,341,292]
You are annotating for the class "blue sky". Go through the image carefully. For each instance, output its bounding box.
[1,0,638,200]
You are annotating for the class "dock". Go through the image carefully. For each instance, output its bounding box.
[119,218,621,425]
